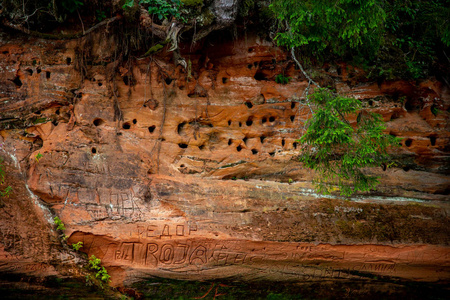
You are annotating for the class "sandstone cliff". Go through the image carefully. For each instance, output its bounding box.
[0,20,449,297]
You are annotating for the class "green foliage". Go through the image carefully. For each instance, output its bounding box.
[61,0,83,13]
[270,0,386,58]
[275,74,290,84]
[299,89,399,196]
[270,0,450,79]
[72,241,83,251]
[123,0,183,21]
[96,9,107,21]
[181,0,203,7]
[0,156,12,198]
[88,255,111,283]
[54,216,66,231]
[35,152,43,162]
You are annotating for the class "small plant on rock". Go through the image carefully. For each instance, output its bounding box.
[88,255,111,283]
[72,241,83,251]
[54,216,66,231]
[275,74,291,84]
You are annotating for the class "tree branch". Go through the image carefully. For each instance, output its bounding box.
[1,16,121,40]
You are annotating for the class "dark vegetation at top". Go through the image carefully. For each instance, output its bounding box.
[0,0,448,80]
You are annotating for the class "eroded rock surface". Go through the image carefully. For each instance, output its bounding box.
[0,27,449,290]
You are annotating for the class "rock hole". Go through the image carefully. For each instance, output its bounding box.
[262,117,267,124]
[368,100,374,106]
[178,143,188,149]
[405,139,412,147]
[260,136,266,143]
[148,125,156,133]
[11,76,22,88]
[429,136,437,146]
[246,117,253,126]
[382,164,387,171]
[237,145,242,152]
[337,66,342,75]
[272,59,276,64]
[228,139,232,146]
[2,50,8,54]
[290,115,295,122]
[177,122,186,135]
[55,109,60,115]
[243,137,248,145]
[92,78,96,82]
[165,77,173,85]
[132,119,137,124]
[269,152,275,157]
[254,72,267,81]
[52,120,59,126]
[98,82,103,86]
[66,57,72,65]
[180,164,185,168]
[222,77,228,84]
[123,76,129,85]
[239,122,242,127]
[248,47,254,53]
[282,139,285,147]
[228,120,231,126]
[93,118,105,126]
[247,64,252,69]
[251,149,258,155]
[291,102,295,109]
[26,68,33,76]
[45,71,51,79]
[36,67,41,74]
[146,99,159,110]
[91,147,97,154]
[403,166,410,172]
[122,122,131,130]
[293,142,298,149]
[269,116,275,122]
[245,101,253,108]
[254,62,258,67]
[390,111,402,121]
[199,144,205,150]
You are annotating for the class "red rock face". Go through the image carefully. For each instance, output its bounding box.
[0,30,449,288]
